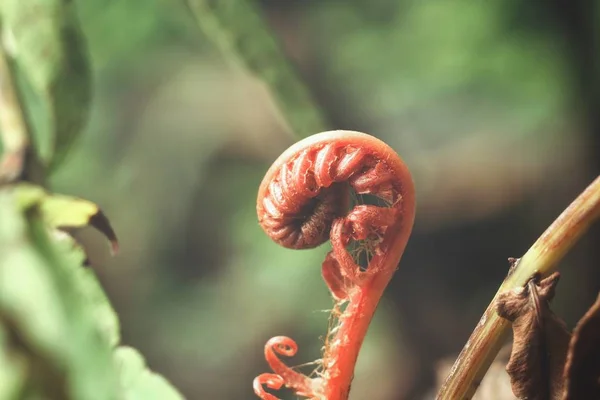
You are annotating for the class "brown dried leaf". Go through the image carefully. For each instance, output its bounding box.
[496,272,571,400]
[561,293,600,400]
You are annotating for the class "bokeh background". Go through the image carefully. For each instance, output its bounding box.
[50,0,599,399]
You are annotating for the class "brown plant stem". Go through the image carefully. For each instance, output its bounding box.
[437,175,600,399]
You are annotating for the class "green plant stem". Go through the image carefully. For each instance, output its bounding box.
[184,0,327,136]
[437,175,600,399]
[0,43,29,183]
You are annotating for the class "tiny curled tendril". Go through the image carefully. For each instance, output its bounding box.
[253,374,284,400]
[255,336,319,400]
[255,131,415,400]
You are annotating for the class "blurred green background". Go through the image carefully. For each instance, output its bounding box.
[46,0,599,399]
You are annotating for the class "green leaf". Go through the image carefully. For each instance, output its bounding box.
[0,323,27,400]
[0,186,185,398]
[14,183,119,254]
[114,346,185,400]
[0,0,92,171]
[0,189,119,400]
[53,234,121,348]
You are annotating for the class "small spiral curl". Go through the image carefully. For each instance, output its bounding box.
[253,374,285,400]
[257,336,319,399]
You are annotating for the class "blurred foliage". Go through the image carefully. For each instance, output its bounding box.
[1,0,91,171]
[309,0,571,141]
[0,0,184,398]
[0,187,184,399]
[0,189,118,399]
[185,0,328,135]
[1,0,597,399]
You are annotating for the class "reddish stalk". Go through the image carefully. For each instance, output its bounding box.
[254,131,415,400]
